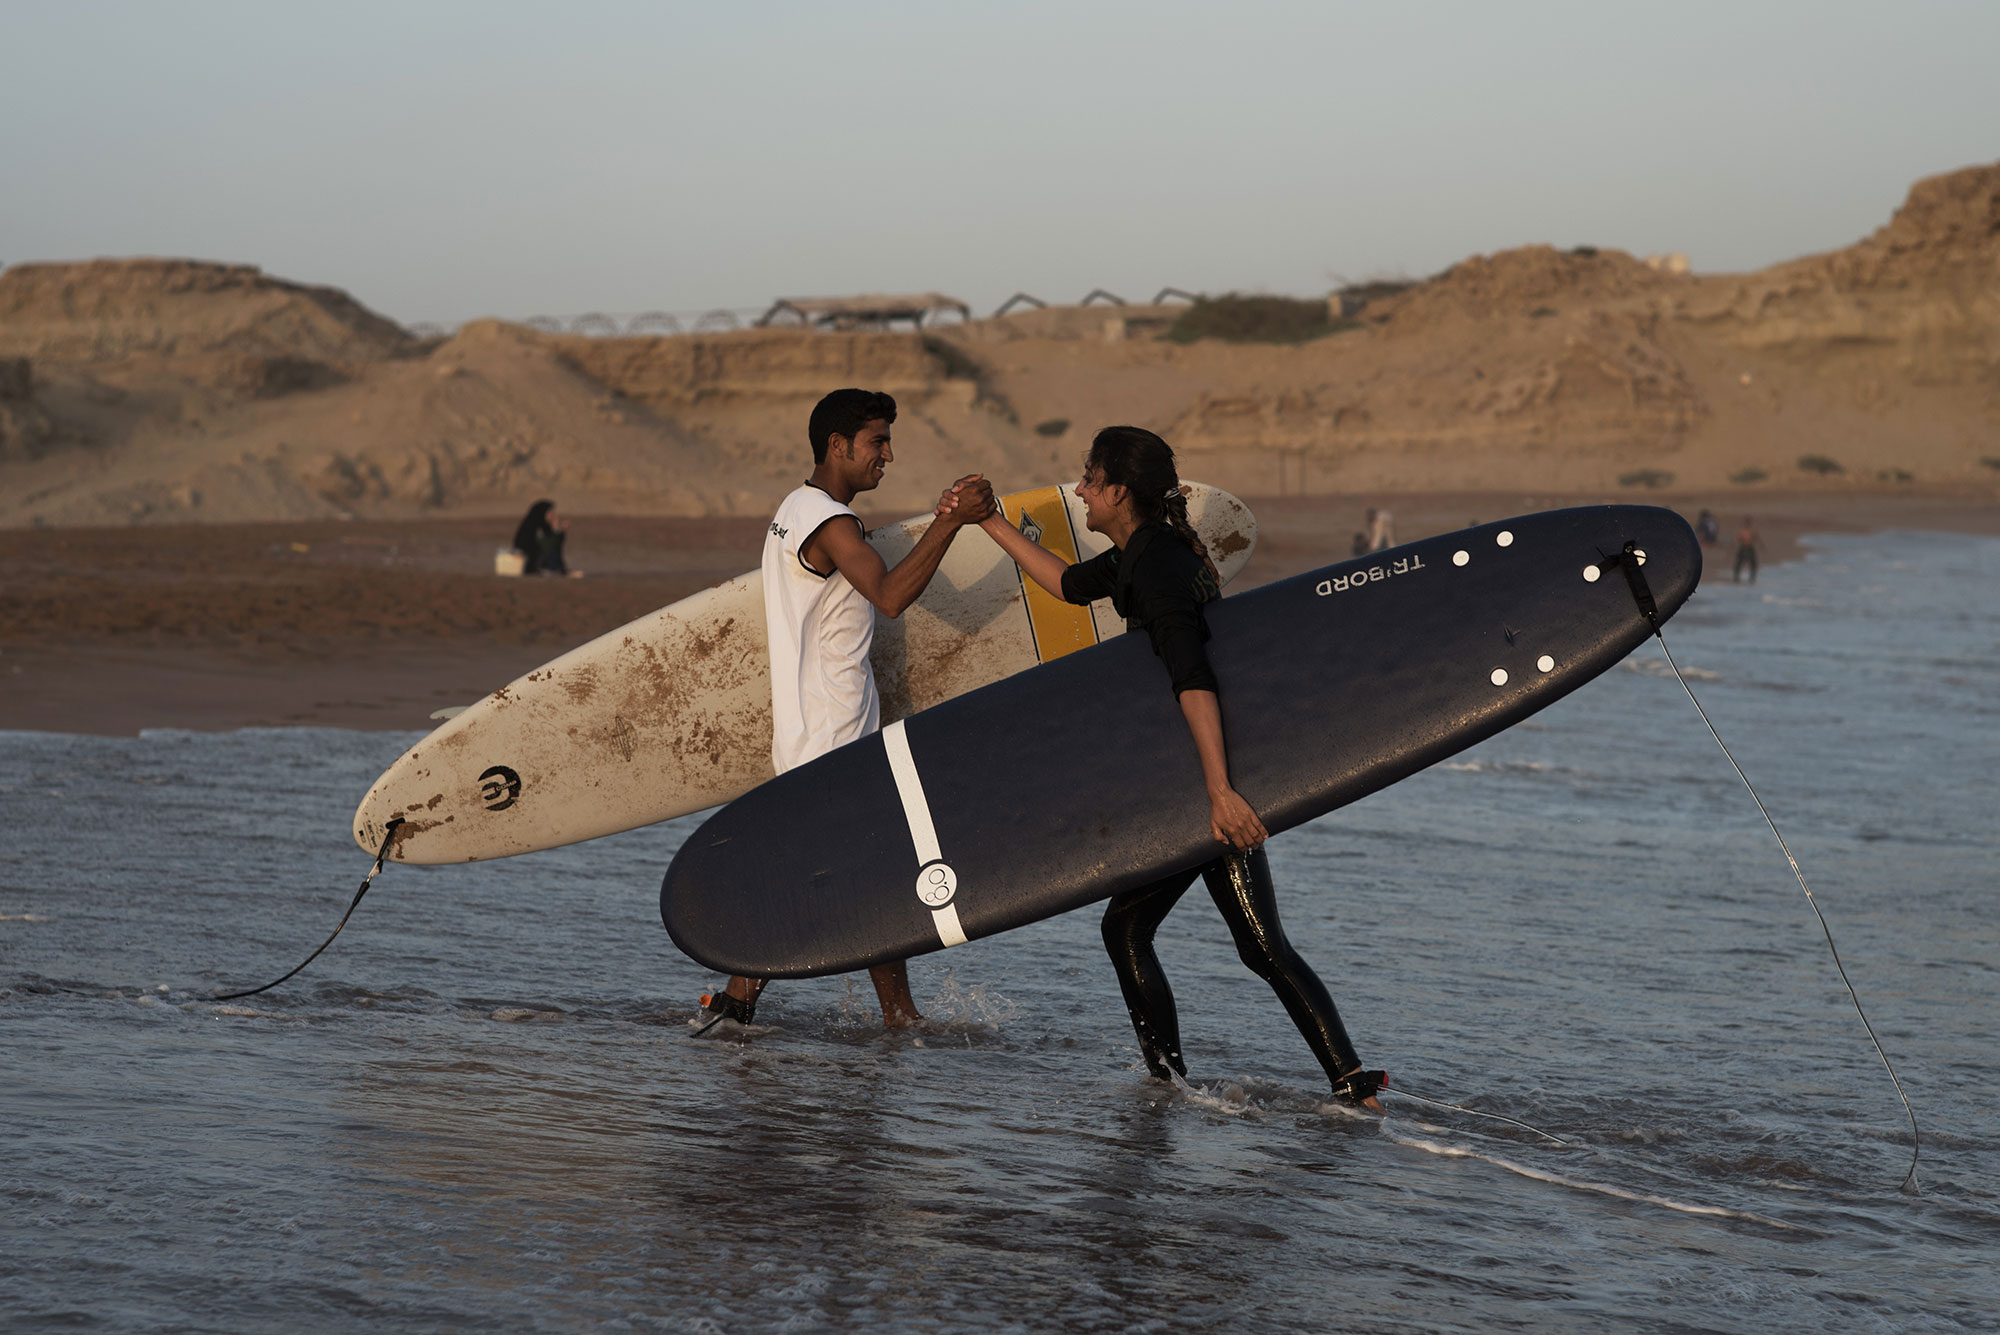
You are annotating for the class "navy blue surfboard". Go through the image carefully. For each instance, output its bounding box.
[662,506,1700,978]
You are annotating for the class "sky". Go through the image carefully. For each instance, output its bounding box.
[4,0,1997,328]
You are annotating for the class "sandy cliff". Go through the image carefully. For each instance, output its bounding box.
[2,163,1995,527]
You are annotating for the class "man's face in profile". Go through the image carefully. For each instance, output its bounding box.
[839,419,894,491]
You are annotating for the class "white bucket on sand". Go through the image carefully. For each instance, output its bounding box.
[494,549,526,577]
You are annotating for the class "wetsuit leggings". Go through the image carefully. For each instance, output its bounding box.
[1101,847,1364,1088]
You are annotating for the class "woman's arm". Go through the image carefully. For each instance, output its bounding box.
[1177,688,1269,850]
[978,512,1072,600]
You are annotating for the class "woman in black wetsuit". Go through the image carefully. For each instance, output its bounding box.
[978,427,1384,1108]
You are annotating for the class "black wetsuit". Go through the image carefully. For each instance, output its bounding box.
[1060,522,1369,1093]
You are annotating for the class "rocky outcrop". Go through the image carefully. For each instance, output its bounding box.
[2,164,1997,525]
[0,357,56,461]
[1680,163,2000,378]
[0,357,30,401]
[1375,245,1683,328]
[556,326,945,409]
[0,259,415,365]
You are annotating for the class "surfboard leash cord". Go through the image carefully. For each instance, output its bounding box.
[1606,541,1921,1194]
[1379,1079,1572,1145]
[212,818,403,1002]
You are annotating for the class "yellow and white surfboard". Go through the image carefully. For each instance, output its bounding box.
[354,482,1257,864]
[1002,485,1100,664]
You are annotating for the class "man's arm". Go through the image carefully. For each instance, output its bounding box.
[804,476,996,618]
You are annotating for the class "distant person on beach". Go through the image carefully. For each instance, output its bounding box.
[696,387,996,1033]
[1366,506,1396,552]
[1697,509,1720,545]
[978,426,1385,1109]
[511,500,579,577]
[1733,517,1762,583]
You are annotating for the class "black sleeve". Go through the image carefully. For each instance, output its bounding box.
[1145,607,1219,697]
[1129,558,1218,698]
[1059,548,1119,606]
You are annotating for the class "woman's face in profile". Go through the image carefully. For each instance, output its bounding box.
[1075,467,1121,534]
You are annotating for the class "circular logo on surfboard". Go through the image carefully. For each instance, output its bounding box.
[478,765,522,811]
[915,861,957,908]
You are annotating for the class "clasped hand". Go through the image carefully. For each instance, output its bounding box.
[935,475,997,526]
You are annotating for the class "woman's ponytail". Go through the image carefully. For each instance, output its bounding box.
[1161,484,1220,596]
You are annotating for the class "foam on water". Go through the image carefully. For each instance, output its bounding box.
[1381,1129,1809,1232]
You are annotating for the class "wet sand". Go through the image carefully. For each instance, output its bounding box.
[3,491,1993,735]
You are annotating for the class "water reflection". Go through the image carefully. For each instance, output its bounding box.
[4,531,1998,1330]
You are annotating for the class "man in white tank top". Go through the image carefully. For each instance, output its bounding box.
[764,481,880,772]
[698,388,995,1032]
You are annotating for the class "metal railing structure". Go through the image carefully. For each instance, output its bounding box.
[401,289,1204,340]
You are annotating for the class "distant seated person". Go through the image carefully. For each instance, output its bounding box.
[511,499,580,577]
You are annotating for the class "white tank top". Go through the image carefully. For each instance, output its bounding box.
[763,484,880,773]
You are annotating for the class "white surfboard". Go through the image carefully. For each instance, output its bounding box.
[353,483,1257,864]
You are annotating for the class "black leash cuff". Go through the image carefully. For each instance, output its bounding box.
[691,989,757,1036]
[1334,1068,1388,1104]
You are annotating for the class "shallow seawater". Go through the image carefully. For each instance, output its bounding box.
[4,529,1997,1333]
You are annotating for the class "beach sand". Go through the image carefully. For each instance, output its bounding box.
[3,491,1992,736]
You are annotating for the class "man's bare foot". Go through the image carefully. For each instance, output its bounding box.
[868,962,919,1028]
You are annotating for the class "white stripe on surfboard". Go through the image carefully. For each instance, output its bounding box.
[881,720,966,948]
[881,720,942,864]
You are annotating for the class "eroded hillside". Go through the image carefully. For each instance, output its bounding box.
[3,162,1995,527]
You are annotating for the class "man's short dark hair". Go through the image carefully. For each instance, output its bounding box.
[808,388,897,463]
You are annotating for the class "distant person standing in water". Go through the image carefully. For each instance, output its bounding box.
[978,426,1385,1109]
[695,387,996,1033]
[1697,509,1720,545]
[511,500,579,577]
[1733,517,1762,583]
[1366,506,1396,552]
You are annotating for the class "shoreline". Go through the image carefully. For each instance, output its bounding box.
[3,490,1992,737]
